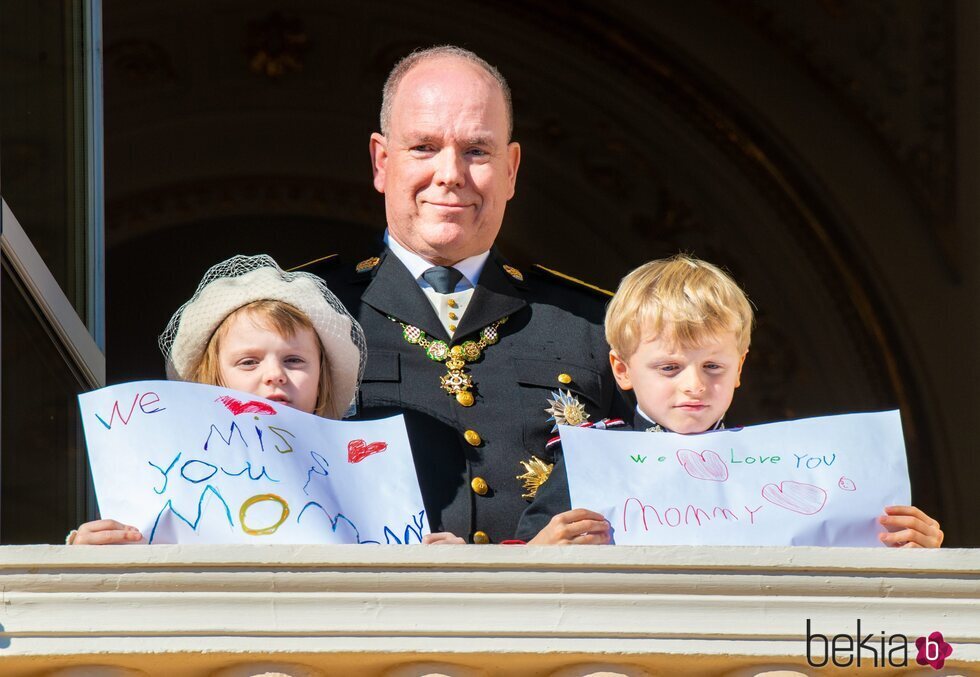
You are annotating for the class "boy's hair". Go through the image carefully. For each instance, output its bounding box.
[192,300,332,417]
[605,254,754,359]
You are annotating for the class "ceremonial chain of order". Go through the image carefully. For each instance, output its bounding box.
[390,316,508,407]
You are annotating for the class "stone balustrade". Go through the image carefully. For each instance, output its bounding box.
[0,545,977,675]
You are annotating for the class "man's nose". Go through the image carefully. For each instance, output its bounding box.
[433,147,465,187]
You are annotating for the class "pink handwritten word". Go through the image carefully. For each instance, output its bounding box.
[94,391,165,430]
[623,497,763,531]
[761,481,827,514]
[348,439,388,464]
[676,449,729,482]
[216,395,277,416]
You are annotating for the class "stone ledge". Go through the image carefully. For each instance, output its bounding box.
[0,545,977,675]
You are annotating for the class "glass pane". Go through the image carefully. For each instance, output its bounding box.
[0,0,87,317]
[1,261,87,544]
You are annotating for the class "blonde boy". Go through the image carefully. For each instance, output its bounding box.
[519,255,942,547]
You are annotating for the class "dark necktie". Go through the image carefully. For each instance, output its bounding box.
[421,266,464,294]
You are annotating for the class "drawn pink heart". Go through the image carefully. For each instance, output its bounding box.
[216,395,277,416]
[838,476,857,491]
[676,449,729,482]
[347,439,388,464]
[762,481,827,514]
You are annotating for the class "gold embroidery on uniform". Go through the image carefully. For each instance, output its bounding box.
[517,456,554,499]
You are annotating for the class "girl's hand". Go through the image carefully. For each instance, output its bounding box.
[878,505,943,548]
[422,531,466,544]
[528,508,611,545]
[70,520,143,545]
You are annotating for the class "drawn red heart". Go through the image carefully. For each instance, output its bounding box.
[762,481,827,514]
[216,395,277,416]
[676,449,729,482]
[347,439,388,464]
[838,476,857,491]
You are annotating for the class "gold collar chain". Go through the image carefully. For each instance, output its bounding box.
[390,317,508,407]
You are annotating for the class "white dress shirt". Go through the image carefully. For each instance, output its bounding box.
[385,233,491,337]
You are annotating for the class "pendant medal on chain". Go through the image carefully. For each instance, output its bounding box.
[393,317,507,406]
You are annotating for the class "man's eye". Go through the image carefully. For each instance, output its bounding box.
[411,144,435,153]
[467,148,489,157]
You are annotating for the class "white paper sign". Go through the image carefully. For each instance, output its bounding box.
[562,410,910,546]
[79,380,429,544]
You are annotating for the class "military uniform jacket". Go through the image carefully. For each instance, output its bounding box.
[304,248,625,543]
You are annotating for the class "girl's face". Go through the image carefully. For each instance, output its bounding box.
[216,311,322,414]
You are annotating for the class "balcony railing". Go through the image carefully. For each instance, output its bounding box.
[0,545,977,675]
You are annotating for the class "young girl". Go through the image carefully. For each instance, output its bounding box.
[69,254,366,545]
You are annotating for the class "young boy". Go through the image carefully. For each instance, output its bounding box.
[517,255,943,548]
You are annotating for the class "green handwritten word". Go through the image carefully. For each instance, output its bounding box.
[730,449,781,465]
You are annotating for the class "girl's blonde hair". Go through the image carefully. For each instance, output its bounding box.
[191,300,332,417]
[605,254,754,359]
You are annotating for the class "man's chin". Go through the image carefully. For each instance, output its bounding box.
[417,227,491,263]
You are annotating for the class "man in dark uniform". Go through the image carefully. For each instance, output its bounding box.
[300,46,624,543]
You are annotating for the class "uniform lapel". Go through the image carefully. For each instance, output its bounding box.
[454,251,528,340]
[361,249,450,342]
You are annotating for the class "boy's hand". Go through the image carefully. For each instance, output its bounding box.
[878,505,943,548]
[71,520,143,545]
[528,509,611,545]
[422,531,466,544]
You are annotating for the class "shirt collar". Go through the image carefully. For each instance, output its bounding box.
[384,231,490,290]
[634,405,725,433]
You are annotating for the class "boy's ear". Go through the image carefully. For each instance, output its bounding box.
[609,350,634,391]
[735,350,748,388]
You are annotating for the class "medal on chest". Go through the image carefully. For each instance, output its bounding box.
[392,317,508,407]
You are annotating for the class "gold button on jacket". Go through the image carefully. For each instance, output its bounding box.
[558,373,572,384]
[472,530,490,544]
[471,476,489,495]
[463,429,482,446]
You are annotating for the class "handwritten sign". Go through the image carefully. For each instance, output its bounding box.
[79,380,428,544]
[561,410,910,546]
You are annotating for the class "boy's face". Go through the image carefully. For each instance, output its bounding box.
[217,311,322,415]
[611,330,746,433]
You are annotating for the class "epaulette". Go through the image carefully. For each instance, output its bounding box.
[545,417,626,450]
[287,253,338,273]
[532,264,614,297]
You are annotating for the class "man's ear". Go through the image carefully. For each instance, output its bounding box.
[369,132,388,194]
[735,350,748,388]
[505,141,521,200]
[609,350,634,391]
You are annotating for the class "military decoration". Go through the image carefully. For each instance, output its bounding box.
[517,456,554,499]
[355,256,380,273]
[503,264,524,282]
[545,389,590,431]
[391,316,508,407]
